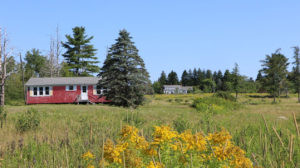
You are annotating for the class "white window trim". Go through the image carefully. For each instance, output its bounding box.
[94,85,104,95]
[31,86,52,97]
[66,85,77,91]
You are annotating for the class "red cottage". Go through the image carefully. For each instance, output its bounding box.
[25,77,109,104]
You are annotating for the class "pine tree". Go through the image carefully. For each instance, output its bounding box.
[181,70,189,86]
[167,71,179,85]
[62,26,99,76]
[222,70,232,91]
[98,29,150,107]
[158,71,167,85]
[216,70,223,91]
[232,63,241,101]
[261,49,289,102]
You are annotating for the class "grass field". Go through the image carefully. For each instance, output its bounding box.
[0,93,299,167]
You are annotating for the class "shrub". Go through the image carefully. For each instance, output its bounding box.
[16,108,40,133]
[213,91,235,101]
[192,97,240,114]
[173,115,192,133]
[174,98,183,103]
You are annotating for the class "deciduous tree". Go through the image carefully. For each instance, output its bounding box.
[260,49,289,102]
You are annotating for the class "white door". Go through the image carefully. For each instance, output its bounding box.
[81,85,88,100]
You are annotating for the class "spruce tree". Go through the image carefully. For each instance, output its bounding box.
[167,71,179,85]
[232,63,241,101]
[98,29,150,108]
[62,26,99,76]
[158,71,167,85]
[181,70,189,86]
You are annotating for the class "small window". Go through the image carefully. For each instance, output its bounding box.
[96,85,101,95]
[33,87,38,96]
[67,85,76,91]
[39,87,44,96]
[45,87,49,95]
[82,86,87,93]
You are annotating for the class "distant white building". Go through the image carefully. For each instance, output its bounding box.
[163,85,193,94]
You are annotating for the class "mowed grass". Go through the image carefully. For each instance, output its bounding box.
[0,93,300,167]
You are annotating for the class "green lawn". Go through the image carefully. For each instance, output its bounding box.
[0,93,299,167]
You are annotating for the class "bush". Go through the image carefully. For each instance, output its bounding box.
[174,98,183,103]
[16,108,40,133]
[173,115,192,133]
[192,97,240,114]
[213,91,235,101]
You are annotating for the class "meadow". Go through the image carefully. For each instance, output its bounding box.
[0,93,299,167]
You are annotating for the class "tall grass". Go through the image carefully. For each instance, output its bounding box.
[0,93,299,167]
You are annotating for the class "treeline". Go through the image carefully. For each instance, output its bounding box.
[153,65,256,94]
[153,47,300,103]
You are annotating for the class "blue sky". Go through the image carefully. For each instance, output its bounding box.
[1,0,300,81]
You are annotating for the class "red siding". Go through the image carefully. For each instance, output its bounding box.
[26,85,109,104]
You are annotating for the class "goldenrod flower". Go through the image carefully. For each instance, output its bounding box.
[82,151,95,161]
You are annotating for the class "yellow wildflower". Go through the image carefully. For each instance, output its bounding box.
[207,129,232,145]
[82,151,95,160]
[103,139,126,163]
[87,165,95,168]
[179,130,207,152]
[146,161,164,168]
[152,126,178,145]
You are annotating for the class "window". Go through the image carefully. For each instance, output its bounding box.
[45,87,49,95]
[96,85,101,95]
[82,86,87,93]
[33,87,38,96]
[67,85,76,91]
[31,86,51,97]
[39,87,44,96]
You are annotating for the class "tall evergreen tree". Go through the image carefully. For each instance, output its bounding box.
[187,69,193,86]
[206,69,212,79]
[232,63,241,100]
[222,69,232,91]
[158,71,167,85]
[216,70,223,91]
[261,49,289,102]
[62,26,99,76]
[181,70,189,86]
[167,70,179,85]
[292,46,300,102]
[98,30,150,107]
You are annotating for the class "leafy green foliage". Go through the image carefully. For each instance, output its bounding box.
[15,108,40,133]
[213,91,235,101]
[62,26,99,76]
[98,29,150,107]
[192,97,240,114]
[173,115,192,133]
[260,49,289,102]
[25,49,46,78]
